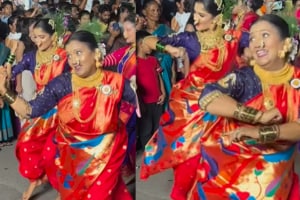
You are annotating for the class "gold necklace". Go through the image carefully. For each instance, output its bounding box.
[71,70,104,123]
[35,47,57,86]
[197,27,224,52]
[254,64,294,110]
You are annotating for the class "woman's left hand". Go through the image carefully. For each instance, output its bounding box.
[223,126,259,144]
[0,67,8,95]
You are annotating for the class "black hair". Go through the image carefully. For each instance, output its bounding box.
[65,30,98,51]
[17,18,37,53]
[136,30,151,52]
[7,15,19,27]
[247,0,264,12]
[142,0,160,11]
[292,0,299,5]
[33,18,55,35]
[79,10,91,21]
[99,4,112,14]
[1,1,13,9]
[252,14,290,40]
[193,0,222,17]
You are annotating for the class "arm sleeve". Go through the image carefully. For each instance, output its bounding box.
[102,46,127,67]
[12,51,35,78]
[159,32,200,62]
[199,67,261,103]
[29,73,71,118]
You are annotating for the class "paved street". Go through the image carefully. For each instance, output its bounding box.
[0,142,57,200]
[1,142,300,200]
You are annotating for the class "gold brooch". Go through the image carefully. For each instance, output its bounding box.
[53,54,60,61]
[290,78,300,89]
[100,84,112,95]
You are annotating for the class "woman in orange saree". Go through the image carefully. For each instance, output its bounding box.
[196,14,300,199]
[0,30,135,200]
[7,18,70,200]
[140,0,241,199]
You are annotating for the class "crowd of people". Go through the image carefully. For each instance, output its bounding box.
[0,0,300,199]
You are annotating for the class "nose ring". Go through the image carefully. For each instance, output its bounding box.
[260,40,265,48]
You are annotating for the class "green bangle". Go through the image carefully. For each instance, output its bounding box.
[156,42,165,52]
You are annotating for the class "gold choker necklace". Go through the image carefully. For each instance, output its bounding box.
[254,64,294,85]
[197,27,224,52]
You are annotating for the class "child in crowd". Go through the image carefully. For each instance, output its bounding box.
[136,30,166,150]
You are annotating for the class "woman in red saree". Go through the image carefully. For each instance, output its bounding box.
[140,0,242,199]
[0,30,135,200]
[7,18,70,200]
[196,14,300,199]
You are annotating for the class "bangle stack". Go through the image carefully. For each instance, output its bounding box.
[0,90,17,104]
[258,125,280,143]
[6,54,16,65]
[233,103,261,124]
[199,90,222,110]
[156,42,165,52]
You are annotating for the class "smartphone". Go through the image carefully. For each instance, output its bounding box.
[112,22,120,31]
[272,1,283,11]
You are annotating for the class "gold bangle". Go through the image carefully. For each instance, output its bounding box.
[1,90,17,104]
[199,90,223,110]
[258,125,280,143]
[233,103,260,124]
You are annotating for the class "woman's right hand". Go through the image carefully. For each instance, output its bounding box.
[165,45,186,58]
[259,108,283,125]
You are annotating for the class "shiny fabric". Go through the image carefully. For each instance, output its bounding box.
[190,66,300,199]
[15,47,68,187]
[140,30,241,199]
[54,72,132,200]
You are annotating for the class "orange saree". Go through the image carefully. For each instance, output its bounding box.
[54,71,133,200]
[191,65,300,199]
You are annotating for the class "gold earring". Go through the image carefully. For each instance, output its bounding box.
[278,50,286,59]
[52,32,58,47]
[95,48,102,68]
[250,59,256,66]
[278,38,292,59]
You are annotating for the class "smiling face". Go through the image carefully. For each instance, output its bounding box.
[193,2,214,32]
[249,20,285,71]
[65,40,97,78]
[143,1,161,23]
[33,27,53,51]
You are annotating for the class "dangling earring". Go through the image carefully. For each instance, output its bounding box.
[95,48,102,68]
[250,59,256,66]
[278,37,293,59]
[52,32,58,48]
